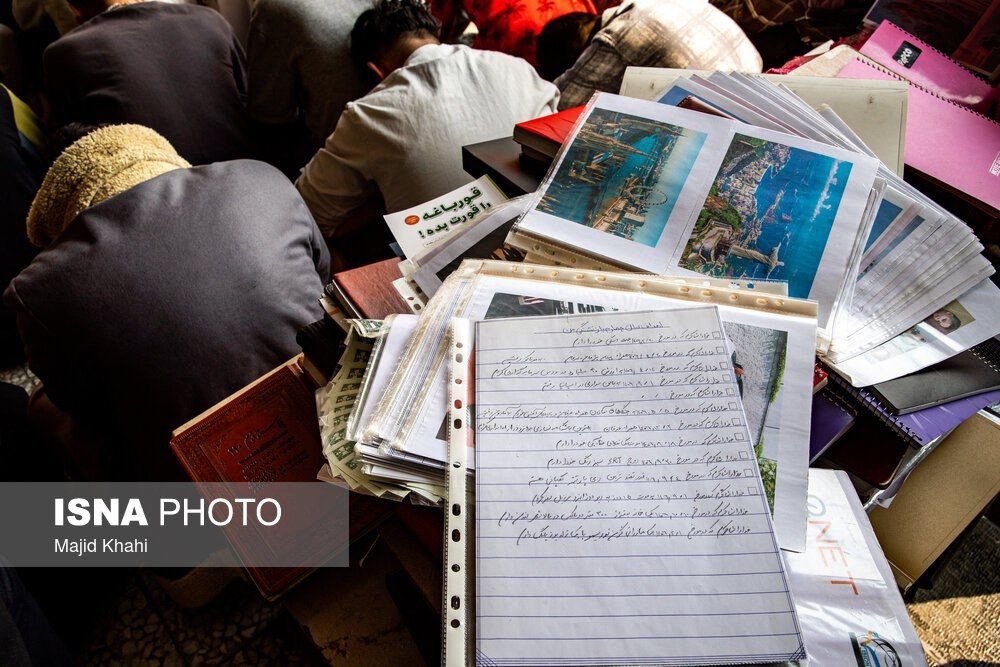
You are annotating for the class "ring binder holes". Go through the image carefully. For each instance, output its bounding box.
[454,418,463,429]
[455,378,462,384]
[575,274,584,280]
[775,299,784,306]
[453,461,460,468]
[525,267,534,274]
[756,297,767,305]
[701,290,712,297]
[452,564,460,572]
[596,276,606,282]
[455,353,463,363]
[729,294,739,301]
[638,281,646,287]
[451,619,461,628]
[456,341,463,348]
[452,529,461,542]
[451,596,461,610]
[452,503,461,516]
[550,271,558,277]
[680,287,690,293]
[454,399,463,409]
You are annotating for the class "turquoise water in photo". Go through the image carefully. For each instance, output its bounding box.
[865,198,903,251]
[539,110,707,248]
[722,148,853,298]
[631,131,707,247]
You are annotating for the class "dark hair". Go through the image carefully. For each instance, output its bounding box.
[350,0,441,72]
[48,122,107,162]
[536,12,599,81]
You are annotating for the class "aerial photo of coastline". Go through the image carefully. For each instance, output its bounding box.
[537,108,708,248]
[681,134,853,298]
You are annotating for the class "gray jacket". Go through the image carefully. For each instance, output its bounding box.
[4,160,329,480]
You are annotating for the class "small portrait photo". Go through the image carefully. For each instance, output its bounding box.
[925,300,975,335]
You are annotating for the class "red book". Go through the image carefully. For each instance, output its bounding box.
[328,258,408,319]
[170,358,328,599]
[513,106,585,159]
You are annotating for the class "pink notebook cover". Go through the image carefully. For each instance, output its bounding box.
[838,57,1000,213]
[860,21,998,114]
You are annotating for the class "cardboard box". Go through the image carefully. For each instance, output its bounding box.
[869,411,1000,590]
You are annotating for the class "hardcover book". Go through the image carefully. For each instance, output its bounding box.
[170,358,328,599]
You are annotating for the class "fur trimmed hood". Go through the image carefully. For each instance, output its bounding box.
[27,124,190,246]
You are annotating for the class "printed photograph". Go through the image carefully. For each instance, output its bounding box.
[681,134,854,298]
[536,108,709,248]
[926,300,974,335]
[861,298,976,363]
[483,293,612,319]
[723,322,787,509]
[865,197,903,251]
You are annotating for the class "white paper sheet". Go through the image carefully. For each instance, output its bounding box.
[383,176,507,258]
[410,197,531,298]
[474,307,805,666]
[784,470,927,666]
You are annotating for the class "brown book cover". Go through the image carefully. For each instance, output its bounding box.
[329,258,408,320]
[170,359,327,599]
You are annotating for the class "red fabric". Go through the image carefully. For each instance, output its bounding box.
[465,0,604,65]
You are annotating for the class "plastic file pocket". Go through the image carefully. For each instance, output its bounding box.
[442,309,809,665]
[444,318,475,667]
[359,259,821,552]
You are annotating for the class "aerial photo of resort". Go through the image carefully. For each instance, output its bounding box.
[537,108,708,248]
[681,134,854,297]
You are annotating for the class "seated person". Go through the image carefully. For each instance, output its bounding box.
[0,85,43,367]
[4,125,329,481]
[295,0,559,238]
[246,0,374,154]
[538,0,762,109]
[42,0,255,165]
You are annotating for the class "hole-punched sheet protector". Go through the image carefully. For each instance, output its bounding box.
[361,260,819,552]
[445,308,806,666]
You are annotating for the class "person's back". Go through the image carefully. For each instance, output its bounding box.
[246,0,373,150]
[0,86,42,366]
[4,126,329,480]
[296,0,558,237]
[43,2,254,164]
[544,0,762,109]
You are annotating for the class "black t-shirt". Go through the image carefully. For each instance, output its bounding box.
[43,2,255,165]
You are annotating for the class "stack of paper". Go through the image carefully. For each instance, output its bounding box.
[316,317,445,504]
[354,259,819,551]
[506,73,997,384]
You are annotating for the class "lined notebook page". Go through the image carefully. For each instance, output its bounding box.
[474,307,805,666]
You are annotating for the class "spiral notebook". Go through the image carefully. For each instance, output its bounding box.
[825,363,1000,448]
[837,57,1000,213]
[869,339,1000,414]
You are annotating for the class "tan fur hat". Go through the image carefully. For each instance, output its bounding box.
[26,124,191,247]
